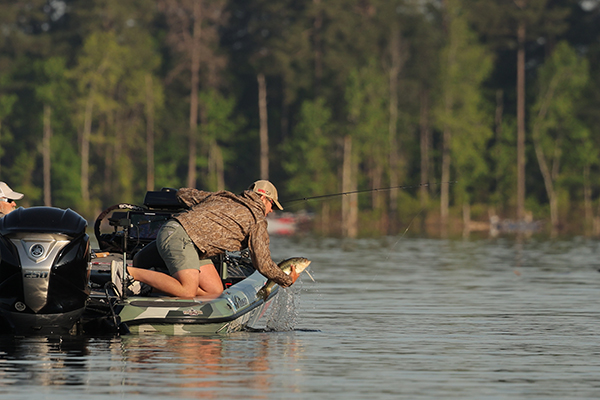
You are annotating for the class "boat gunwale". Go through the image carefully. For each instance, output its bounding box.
[121,297,267,327]
[116,276,280,327]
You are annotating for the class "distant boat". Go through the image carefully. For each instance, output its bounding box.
[267,211,314,236]
[489,215,543,236]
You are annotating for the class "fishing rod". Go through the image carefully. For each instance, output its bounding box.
[283,181,457,204]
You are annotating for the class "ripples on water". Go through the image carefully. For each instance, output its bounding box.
[1,236,600,399]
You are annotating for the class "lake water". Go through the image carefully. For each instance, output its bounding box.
[1,235,600,399]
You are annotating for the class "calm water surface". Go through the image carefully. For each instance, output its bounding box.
[1,235,600,399]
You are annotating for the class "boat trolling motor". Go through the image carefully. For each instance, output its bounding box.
[0,207,91,335]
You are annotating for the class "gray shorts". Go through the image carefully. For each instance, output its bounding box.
[156,219,213,275]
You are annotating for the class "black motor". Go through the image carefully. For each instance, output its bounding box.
[0,207,90,335]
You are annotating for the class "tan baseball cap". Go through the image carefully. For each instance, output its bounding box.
[0,182,23,200]
[249,180,283,210]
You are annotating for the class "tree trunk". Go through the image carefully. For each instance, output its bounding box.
[103,121,113,199]
[516,20,526,222]
[43,104,52,206]
[388,23,401,234]
[440,123,451,237]
[313,0,323,95]
[342,135,358,238]
[215,144,224,191]
[257,72,269,180]
[321,202,330,236]
[495,89,503,139]
[81,90,94,207]
[531,70,563,232]
[281,96,289,141]
[440,4,454,237]
[532,130,557,231]
[419,87,431,208]
[462,202,470,238]
[584,164,592,235]
[595,196,600,236]
[113,111,124,197]
[495,89,504,192]
[208,140,225,191]
[371,164,385,234]
[187,0,202,188]
[145,74,155,191]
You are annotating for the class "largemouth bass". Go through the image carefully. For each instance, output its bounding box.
[257,257,312,300]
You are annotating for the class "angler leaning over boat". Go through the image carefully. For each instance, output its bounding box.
[111,180,300,298]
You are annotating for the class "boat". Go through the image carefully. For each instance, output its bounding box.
[267,210,314,236]
[0,188,289,336]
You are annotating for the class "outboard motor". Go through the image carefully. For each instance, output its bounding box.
[0,207,90,335]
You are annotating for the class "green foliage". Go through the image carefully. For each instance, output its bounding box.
[50,135,82,209]
[490,116,517,210]
[0,91,17,123]
[199,90,244,150]
[345,60,389,157]
[282,97,336,206]
[435,0,494,205]
[342,59,394,219]
[530,41,591,211]
[0,72,17,161]
[34,57,69,104]
[0,96,16,161]
[11,150,42,205]
[0,0,597,236]
[198,89,246,191]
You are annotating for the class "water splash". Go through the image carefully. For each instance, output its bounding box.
[264,286,301,331]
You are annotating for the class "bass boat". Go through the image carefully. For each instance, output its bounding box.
[0,188,309,335]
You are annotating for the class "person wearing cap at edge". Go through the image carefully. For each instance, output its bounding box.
[0,182,24,217]
[112,180,300,298]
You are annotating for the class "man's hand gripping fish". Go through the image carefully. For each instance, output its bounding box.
[257,257,312,300]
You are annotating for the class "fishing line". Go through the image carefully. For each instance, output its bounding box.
[358,182,450,291]
[382,183,453,287]
[279,181,456,291]
[283,181,457,204]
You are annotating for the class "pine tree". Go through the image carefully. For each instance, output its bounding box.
[435,0,493,236]
[530,41,590,232]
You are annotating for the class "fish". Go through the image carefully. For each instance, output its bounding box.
[257,257,312,300]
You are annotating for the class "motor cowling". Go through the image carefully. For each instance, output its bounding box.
[0,207,90,335]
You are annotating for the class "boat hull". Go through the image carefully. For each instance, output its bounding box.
[115,271,278,335]
[0,308,85,335]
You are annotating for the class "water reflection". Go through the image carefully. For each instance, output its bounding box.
[0,335,90,387]
[120,334,275,398]
[124,331,308,398]
[0,330,307,398]
[1,236,600,399]
[0,278,309,398]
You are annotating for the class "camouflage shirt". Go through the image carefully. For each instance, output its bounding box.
[174,188,293,287]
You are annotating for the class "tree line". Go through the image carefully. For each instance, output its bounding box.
[0,0,599,237]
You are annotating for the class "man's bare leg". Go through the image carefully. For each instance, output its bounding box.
[196,264,223,296]
[128,266,222,298]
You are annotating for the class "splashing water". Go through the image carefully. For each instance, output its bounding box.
[264,285,302,331]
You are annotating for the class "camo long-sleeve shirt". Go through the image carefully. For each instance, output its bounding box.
[174,188,293,287]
